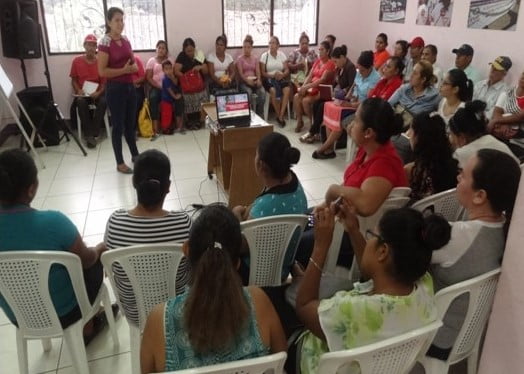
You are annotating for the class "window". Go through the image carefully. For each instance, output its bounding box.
[40,0,166,54]
[223,0,318,48]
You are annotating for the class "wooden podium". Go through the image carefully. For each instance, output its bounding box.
[203,103,273,208]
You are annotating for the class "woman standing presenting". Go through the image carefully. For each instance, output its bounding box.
[98,7,140,174]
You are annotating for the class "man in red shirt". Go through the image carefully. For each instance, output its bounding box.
[70,34,106,148]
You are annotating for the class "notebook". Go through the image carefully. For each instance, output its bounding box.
[318,84,334,101]
[215,92,251,128]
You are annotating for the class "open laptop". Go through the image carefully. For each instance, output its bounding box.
[215,92,251,128]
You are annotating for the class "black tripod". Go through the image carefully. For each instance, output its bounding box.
[16,24,87,156]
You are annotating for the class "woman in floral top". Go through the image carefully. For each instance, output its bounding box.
[296,205,451,374]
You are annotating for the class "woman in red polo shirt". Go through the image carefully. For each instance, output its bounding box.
[293,40,336,133]
[323,97,407,216]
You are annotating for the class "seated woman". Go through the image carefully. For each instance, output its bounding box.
[104,149,192,325]
[233,132,307,221]
[388,60,441,163]
[394,39,409,68]
[300,45,356,145]
[207,34,236,97]
[427,149,521,361]
[260,36,291,126]
[293,40,336,133]
[295,98,408,269]
[373,33,390,71]
[174,37,208,130]
[296,205,449,374]
[236,34,265,117]
[0,149,111,344]
[404,113,458,202]
[311,54,400,159]
[146,40,170,136]
[140,204,287,372]
[437,69,472,128]
[233,132,308,281]
[449,100,518,168]
[488,70,524,158]
[287,32,318,90]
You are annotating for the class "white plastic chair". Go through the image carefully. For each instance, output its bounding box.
[358,195,411,235]
[318,321,443,374]
[263,91,291,122]
[419,268,501,374]
[101,244,185,374]
[241,214,308,287]
[411,188,465,222]
[162,351,287,374]
[75,101,111,140]
[0,251,119,374]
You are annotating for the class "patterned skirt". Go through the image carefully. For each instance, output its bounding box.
[183,89,208,114]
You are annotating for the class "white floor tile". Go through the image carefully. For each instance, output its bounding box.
[48,176,94,196]
[66,212,87,236]
[42,192,91,214]
[57,352,131,374]
[84,208,117,237]
[89,187,136,211]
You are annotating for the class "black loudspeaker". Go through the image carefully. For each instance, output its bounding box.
[1,0,41,59]
[17,86,60,146]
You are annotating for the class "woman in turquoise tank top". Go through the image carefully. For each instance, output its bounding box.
[140,204,286,373]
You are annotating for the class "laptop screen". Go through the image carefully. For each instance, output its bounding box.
[216,93,250,120]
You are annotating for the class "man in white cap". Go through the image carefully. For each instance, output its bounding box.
[70,34,106,148]
[473,56,512,119]
[452,43,481,84]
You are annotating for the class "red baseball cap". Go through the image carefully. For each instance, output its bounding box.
[84,34,97,44]
[409,37,425,48]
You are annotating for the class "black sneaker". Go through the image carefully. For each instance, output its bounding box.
[312,150,336,159]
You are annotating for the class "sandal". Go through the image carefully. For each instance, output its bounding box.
[312,150,336,160]
[84,304,119,346]
[294,122,304,133]
[117,164,133,174]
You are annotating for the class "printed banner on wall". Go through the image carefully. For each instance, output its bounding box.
[468,0,520,30]
[379,0,407,23]
[416,0,454,27]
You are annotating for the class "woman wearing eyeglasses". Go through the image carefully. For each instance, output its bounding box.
[295,205,449,374]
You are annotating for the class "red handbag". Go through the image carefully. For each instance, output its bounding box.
[179,70,205,94]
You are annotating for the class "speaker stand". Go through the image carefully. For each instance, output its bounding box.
[19,58,28,88]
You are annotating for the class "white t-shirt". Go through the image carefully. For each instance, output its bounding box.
[260,50,287,75]
[206,52,233,78]
[473,79,508,119]
[453,134,518,168]
[433,64,443,87]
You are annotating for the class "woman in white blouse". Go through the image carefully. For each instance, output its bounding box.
[260,36,291,126]
[207,35,236,96]
[438,69,472,129]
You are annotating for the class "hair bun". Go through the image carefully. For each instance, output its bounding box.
[284,147,300,165]
[422,215,451,251]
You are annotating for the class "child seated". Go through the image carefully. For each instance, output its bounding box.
[160,60,184,134]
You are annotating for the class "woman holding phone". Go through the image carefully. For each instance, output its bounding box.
[98,7,140,174]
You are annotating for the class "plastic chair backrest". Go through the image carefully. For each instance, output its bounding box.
[162,351,287,374]
[241,214,308,287]
[100,244,184,330]
[323,220,346,275]
[0,251,92,338]
[434,268,501,365]
[411,188,464,222]
[318,320,443,374]
[358,196,410,235]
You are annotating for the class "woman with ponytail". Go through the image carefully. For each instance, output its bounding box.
[296,205,446,374]
[437,68,472,127]
[140,204,286,372]
[104,150,191,324]
[427,148,521,361]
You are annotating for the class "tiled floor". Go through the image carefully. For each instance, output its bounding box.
[0,119,350,373]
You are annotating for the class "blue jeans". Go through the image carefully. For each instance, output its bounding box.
[106,81,139,165]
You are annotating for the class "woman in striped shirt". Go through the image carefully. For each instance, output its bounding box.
[104,149,191,325]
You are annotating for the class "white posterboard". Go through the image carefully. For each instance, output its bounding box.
[0,63,46,168]
[0,63,14,97]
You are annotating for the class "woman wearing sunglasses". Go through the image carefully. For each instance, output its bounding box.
[295,204,450,374]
